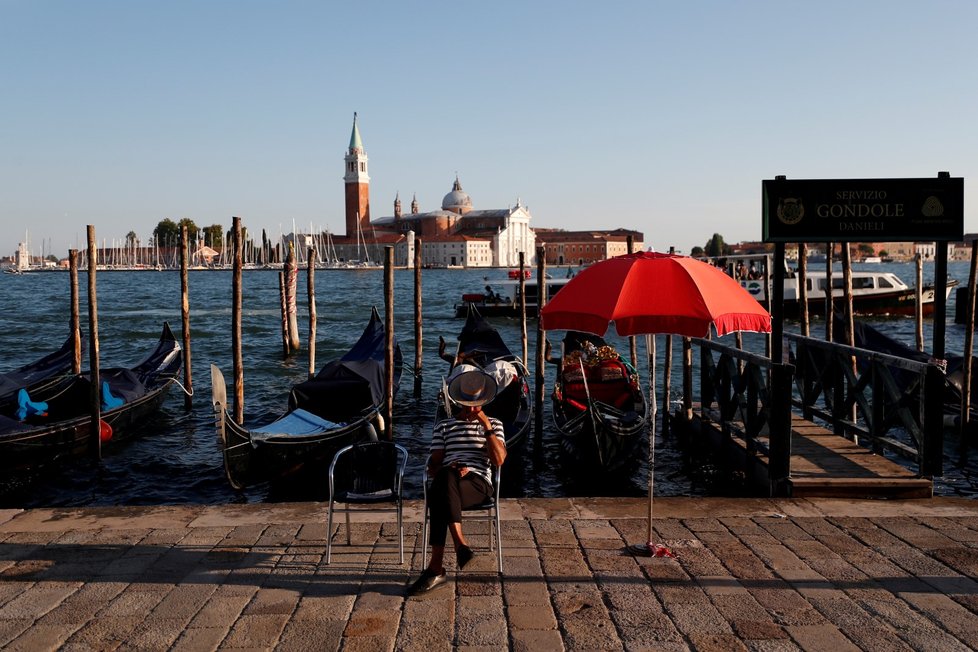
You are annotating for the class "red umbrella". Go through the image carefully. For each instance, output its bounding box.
[541,251,771,338]
[540,251,772,555]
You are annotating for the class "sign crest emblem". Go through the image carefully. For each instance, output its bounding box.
[777,197,804,225]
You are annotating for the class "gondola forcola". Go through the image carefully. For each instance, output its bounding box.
[436,304,531,451]
[211,307,402,490]
[0,323,182,472]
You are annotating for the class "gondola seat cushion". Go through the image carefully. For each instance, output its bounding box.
[251,409,341,440]
[15,388,48,421]
[563,380,631,408]
[102,382,125,410]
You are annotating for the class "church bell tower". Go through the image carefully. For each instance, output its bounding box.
[344,112,370,239]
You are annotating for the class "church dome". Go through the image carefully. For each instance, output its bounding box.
[441,176,473,214]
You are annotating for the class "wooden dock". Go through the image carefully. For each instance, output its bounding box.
[681,407,933,499]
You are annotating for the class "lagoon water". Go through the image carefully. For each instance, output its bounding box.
[1,261,976,507]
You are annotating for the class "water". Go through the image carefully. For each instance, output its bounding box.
[0,261,976,507]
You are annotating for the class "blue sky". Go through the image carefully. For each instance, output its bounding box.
[2,1,976,258]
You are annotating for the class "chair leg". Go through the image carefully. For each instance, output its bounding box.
[495,508,503,573]
[326,499,334,564]
[397,501,404,565]
[421,500,429,570]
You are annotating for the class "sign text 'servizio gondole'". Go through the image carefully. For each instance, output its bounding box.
[762,176,963,243]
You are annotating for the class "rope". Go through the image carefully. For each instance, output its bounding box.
[170,377,195,397]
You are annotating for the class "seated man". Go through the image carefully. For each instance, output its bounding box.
[409,370,507,595]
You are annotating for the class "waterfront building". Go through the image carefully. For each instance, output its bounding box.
[535,228,644,266]
[328,115,534,268]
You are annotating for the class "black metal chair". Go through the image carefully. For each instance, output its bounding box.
[326,441,409,564]
[421,456,503,573]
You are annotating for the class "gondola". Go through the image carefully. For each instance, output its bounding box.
[551,331,648,473]
[0,332,82,413]
[211,307,402,489]
[0,323,182,472]
[436,304,531,451]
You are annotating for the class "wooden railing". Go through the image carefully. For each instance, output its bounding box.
[785,333,944,477]
[689,338,794,494]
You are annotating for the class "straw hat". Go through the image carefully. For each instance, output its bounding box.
[447,370,498,407]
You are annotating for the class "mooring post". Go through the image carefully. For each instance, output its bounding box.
[69,249,81,373]
[825,243,834,342]
[768,362,794,496]
[627,236,638,369]
[960,240,978,442]
[519,251,528,365]
[86,225,101,459]
[232,216,244,425]
[414,239,423,398]
[384,246,395,440]
[534,245,547,444]
[771,242,785,363]
[682,337,692,421]
[915,253,924,351]
[307,247,317,381]
[286,244,300,352]
[798,243,809,337]
[278,272,290,357]
[180,226,193,409]
[933,242,949,362]
[662,246,675,436]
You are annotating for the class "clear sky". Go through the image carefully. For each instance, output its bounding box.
[2,1,976,258]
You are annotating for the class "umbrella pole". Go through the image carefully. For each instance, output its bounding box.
[647,334,657,546]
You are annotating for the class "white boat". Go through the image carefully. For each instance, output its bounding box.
[714,254,954,317]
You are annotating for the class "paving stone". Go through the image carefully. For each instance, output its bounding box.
[511,629,565,651]
[506,604,558,630]
[221,612,291,647]
[171,626,230,651]
[5,623,81,651]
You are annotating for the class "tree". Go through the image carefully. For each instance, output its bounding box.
[126,231,140,248]
[690,246,704,257]
[153,219,179,247]
[857,243,875,256]
[704,233,727,257]
[203,224,223,250]
[177,218,199,242]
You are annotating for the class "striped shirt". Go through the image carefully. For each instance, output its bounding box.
[430,416,506,485]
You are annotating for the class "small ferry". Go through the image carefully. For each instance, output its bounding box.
[454,275,572,318]
[713,254,954,317]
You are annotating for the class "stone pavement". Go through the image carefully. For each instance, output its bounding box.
[2,497,978,651]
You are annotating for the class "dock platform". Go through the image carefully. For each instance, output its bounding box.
[3,497,978,650]
[685,408,933,499]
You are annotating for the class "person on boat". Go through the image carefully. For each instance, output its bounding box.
[408,370,507,596]
[484,285,502,303]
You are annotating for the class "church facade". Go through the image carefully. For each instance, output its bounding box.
[329,115,536,268]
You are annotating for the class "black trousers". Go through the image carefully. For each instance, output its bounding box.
[427,466,492,547]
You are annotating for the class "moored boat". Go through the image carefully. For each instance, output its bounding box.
[551,331,648,473]
[211,307,402,489]
[715,254,954,317]
[0,323,182,472]
[0,333,82,413]
[453,276,572,318]
[436,304,531,451]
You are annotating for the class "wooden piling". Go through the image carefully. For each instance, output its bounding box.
[682,337,692,421]
[414,239,423,398]
[86,226,101,459]
[519,251,528,364]
[841,244,854,347]
[179,226,193,409]
[915,253,924,351]
[534,246,547,443]
[798,243,810,337]
[663,246,675,436]
[825,243,834,342]
[285,244,300,352]
[627,236,638,368]
[68,249,81,373]
[232,217,244,425]
[960,240,978,439]
[278,272,290,357]
[384,246,395,440]
[307,247,317,381]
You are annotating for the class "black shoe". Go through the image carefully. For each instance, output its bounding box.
[408,568,447,595]
[457,545,474,570]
